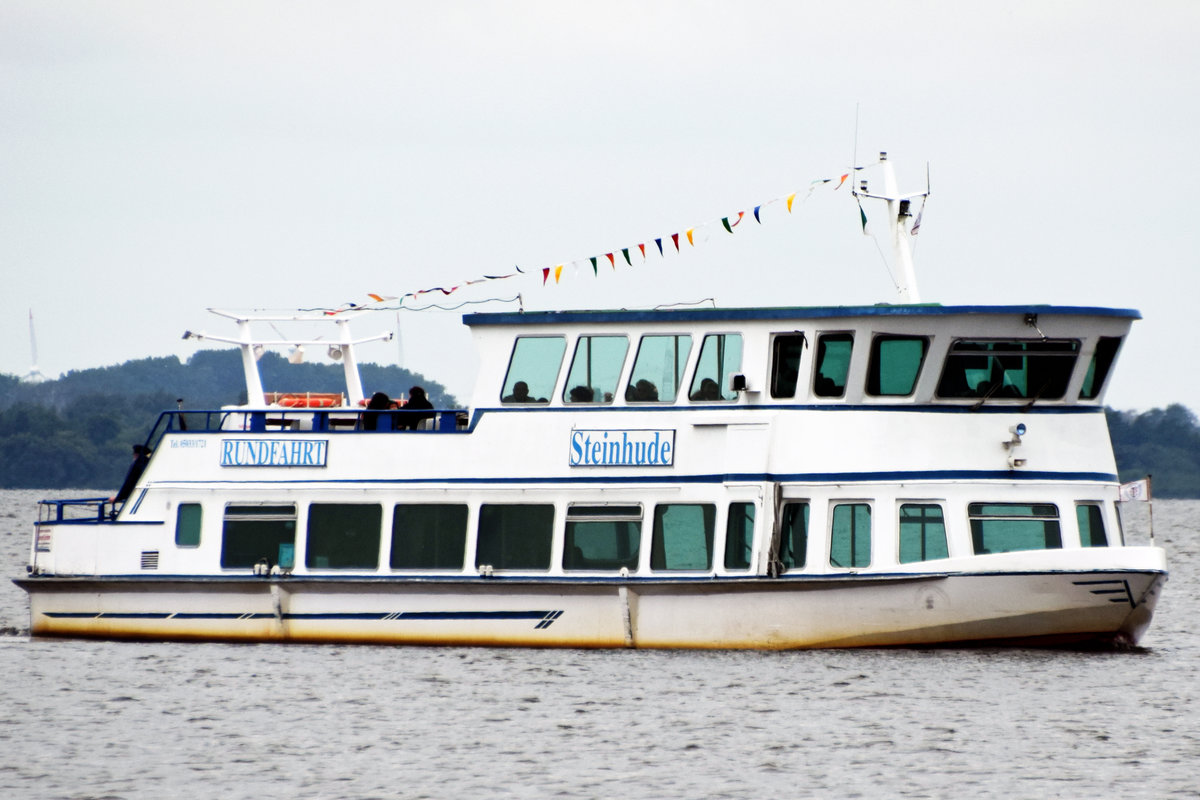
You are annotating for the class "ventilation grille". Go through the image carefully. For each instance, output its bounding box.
[140,551,159,570]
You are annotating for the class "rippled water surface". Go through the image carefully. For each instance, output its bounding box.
[1,490,1196,799]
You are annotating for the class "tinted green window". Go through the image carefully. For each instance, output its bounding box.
[898,504,949,563]
[830,503,871,568]
[651,504,715,570]
[1079,337,1122,400]
[771,334,805,398]
[867,336,929,396]
[502,337,566,404]
[628,334,692,403]
[563,505,641,571]
[220,505,296,569]
[969,503,1062,554]
[176,503,202,548]
[778,502,808,570]
[937,339,1080,400]
[476,504,554,570]
[1076,504,1108,548]
[306,504,382,569]
[564,335,628,404]
[689,334,742,401]
[724,502,755,570]
[814,334,853,397]
[391,504,468,569]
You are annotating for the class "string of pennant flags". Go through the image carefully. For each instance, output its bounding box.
[323,171,860,316]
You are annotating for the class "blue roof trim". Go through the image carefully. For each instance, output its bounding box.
[464,304,1142,326]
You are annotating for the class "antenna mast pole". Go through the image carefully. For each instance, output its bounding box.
[853,151,929,304]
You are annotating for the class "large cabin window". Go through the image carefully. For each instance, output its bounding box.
[651,503,715,570]
[175,503,202,548]
[830,503,871,568]
[627,334,692,403]
[391,504,468,569]
[1079,337,1122,400]
[501,336,566,404]
[220,504,296,569]
[867,335,929,397]
[563,505,641,571]
[814,333,853,398]
[937,339,1080,400]
[898,503,949,563]
[563,335,628,404]
[1076,503,1109,548]
[306,504,382,569]
[724,502,756,570]
[969,503,1062,554]
[771,334,806,398]
[778,502,809,570]
[688,333,742,401]
[476,504,554,570]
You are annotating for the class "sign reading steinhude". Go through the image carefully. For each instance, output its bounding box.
[221,439,328,467]
[569,429,674,467]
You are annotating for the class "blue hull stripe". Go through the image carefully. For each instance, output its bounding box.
[44,609,565,627]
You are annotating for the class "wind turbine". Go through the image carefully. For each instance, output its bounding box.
[22,309,47,383]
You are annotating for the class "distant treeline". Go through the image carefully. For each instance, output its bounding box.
[0,355,1196,496]
[0,349,455,491]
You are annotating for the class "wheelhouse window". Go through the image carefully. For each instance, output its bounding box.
[867,335,929,397]
[1076,503,1109,548]
[830,503,871,568]
[563,505,641,571]
[175,503,201,548]
[778,502,809,570]
[627,334,692,403]
[651,503,715,570]
[476,504,554,570]
[771,334,806,399]
[724,502,755,570]
[306,504,382,569]
[969,503,1062,554]
[391,504,468,569]
[221,504,296,569]
[501,336,566,404]
[814,333,853,398]
[1079,337,1122,400]
[898,504,949,563]
[937,339,1080,400]
[564,335,628,404]
[689,334,742,401]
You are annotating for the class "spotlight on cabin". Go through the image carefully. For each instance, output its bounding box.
[287,345,305,365]
[328,345,343,361]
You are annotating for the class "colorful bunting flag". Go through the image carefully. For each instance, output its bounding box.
[622,248,631,266]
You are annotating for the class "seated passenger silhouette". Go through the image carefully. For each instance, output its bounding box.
[568,385,594,403]
[503,381,534,403]
[625,379,659,402]
[362,391,393,430]
[690,378,721,401]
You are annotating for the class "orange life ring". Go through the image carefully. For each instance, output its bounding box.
[268,392,343,408]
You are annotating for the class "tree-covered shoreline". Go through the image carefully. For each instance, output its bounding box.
[1,353,1197,497]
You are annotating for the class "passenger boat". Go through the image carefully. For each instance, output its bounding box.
[15,154,1167,648]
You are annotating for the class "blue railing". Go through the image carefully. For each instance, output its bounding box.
[142,408,468,451]
[38,497,111,524]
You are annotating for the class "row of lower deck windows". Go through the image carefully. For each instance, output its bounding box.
[173,499,1118,573]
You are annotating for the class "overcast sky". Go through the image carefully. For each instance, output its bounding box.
[3,1,1197,413]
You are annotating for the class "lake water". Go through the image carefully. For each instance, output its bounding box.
[0,489,1196,799]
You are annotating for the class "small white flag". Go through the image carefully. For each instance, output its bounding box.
[1119,477,1151,502]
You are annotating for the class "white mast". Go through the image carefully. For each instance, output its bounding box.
[852,151,930,304]
[22,309,47,383]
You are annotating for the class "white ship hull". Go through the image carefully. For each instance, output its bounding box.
[20,561,1164,649]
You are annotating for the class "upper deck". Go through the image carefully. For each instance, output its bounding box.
[463,303,1137,415]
